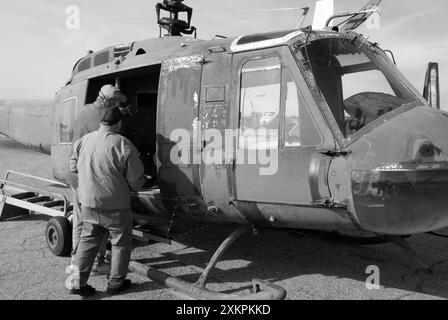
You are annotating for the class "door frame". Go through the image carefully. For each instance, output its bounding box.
[51,80,88,182]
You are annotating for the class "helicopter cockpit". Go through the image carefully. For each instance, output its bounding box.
[298,34,424,139]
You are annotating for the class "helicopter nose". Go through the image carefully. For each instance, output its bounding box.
[348,106,448,235]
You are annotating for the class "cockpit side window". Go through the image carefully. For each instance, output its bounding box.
[300,38,421,138]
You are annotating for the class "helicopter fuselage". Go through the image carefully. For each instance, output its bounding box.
[3,29,448,237]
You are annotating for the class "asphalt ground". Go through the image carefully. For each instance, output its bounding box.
[1,134,448,300]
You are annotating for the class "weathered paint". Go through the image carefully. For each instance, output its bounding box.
[157,56,202,199]
[3,29,448,237]
[334,106,448,235]
[51,80,88,182]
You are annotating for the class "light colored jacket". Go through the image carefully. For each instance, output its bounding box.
[70,124,145,209]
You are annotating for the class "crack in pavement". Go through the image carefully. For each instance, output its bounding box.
[12,279,48,299]
[410,242,448,252]
[429,258,448,270]
[348,252,387,263]
[21,234,44,247]
[0,246,47,256]
[0,260,65,279]
[0,270,27,279]
[397,270,448,297]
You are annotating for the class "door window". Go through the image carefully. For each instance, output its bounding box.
[239,57,281,150]
[239,56,321,149]
[60,97,77,143]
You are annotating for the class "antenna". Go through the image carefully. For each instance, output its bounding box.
[238,7,310,29]
[156,0,197,37]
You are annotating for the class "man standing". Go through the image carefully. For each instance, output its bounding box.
[69,105,145,296]
[69,84,128,274]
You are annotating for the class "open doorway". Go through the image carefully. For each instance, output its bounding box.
[121,91,158,178]
[84,64,161,185]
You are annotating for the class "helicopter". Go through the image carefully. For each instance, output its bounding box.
[0,0,446,299]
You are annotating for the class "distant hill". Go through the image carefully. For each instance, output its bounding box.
[0,99,53,108]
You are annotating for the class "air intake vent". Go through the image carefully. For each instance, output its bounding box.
[113,43,132,58]
[136,48,147,56]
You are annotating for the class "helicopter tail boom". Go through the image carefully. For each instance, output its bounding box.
[0,101,52,154]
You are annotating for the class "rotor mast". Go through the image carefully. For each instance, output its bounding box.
[156,0,197,37]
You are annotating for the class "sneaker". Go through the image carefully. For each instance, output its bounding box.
[69,284,96,297]
[106,279,132,295]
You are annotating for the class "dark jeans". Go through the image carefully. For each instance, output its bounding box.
[75,206,132,288]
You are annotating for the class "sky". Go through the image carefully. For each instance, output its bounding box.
[0,0,447,109]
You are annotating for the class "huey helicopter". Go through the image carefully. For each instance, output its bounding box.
[0,0,446,299]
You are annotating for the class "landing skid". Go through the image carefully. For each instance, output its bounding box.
[129,225,287,300]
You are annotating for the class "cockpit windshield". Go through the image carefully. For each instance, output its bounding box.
[297,36,424,138]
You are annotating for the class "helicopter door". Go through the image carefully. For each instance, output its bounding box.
[51,80,88,182]
[157,56,203,198]
[198,51,232,205]
[233,47,334,205]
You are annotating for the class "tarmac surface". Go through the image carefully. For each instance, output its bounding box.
[1,134,448,300]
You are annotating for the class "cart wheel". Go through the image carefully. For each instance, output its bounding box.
[46,216,72,257]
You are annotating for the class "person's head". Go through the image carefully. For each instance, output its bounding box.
[97,84,127,108]
[100,106,123,128]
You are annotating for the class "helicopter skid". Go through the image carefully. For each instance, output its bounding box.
[129,261,286,300]
[129,225,287,300]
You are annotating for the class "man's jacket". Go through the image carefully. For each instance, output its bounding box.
[67,101,105,188]
[70,125,145,210]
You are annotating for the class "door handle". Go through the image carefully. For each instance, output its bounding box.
[319,149,352,157]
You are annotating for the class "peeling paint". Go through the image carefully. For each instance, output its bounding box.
[161,55,203,75]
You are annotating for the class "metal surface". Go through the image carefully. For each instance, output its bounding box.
[325,0,382,30]
[230,30,303,53]
[3,135,448,300]
[129,260,287,300]
[129,224,287,299]
[0,0,448,299]
[0,103,52,153]
[347,106,448,235]
[156,0,196,37]
[0,170,70,220]
[196,225,248,288]
[423,62,440,109]
[51,80,88,182]
[238,7,309,29]
[132,228,172,245]
[0,196,67,218]
[4,170,69,188]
